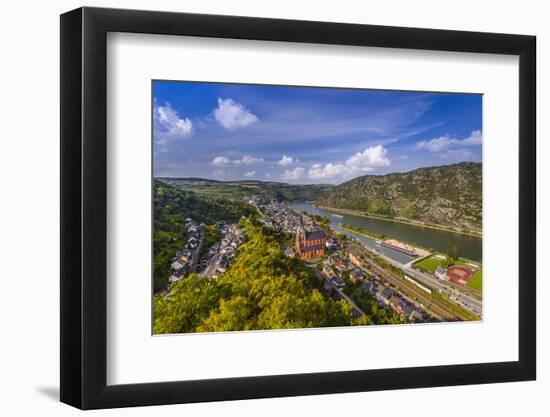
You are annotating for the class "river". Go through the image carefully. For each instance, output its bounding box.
[289,201,482,262]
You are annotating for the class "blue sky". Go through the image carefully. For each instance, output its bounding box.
[153,80,482,184]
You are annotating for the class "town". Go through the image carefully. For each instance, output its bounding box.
[163,195,482,325]
[259,200,427,322]
[169,220,246,283]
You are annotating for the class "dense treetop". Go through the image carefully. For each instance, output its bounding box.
[154,218,404,333]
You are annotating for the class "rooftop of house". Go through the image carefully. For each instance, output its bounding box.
[304,230,326,241]
[402,303,416,316]
[361,281,374,289]
[330,276,346,286]
[300,244,325,252]
[389,295,402,306]
[351,269,365,277]
[382,288,393,299]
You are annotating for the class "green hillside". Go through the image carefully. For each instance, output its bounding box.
[157,177,333,202]
[153,180,255,292]
[317,162,482,233]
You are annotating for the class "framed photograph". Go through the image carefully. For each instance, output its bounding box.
[60,6,536,409]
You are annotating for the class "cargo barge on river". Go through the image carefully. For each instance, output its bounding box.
[380,239,419,257]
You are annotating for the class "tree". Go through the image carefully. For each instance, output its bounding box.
[153,218,359,334]
[447,243,458,261]
[197,296,252,332]
[153,274,231,334]
[354,315,373,326]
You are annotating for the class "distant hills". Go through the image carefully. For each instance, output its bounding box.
[157,177,334,202]
[158,162,482,233]
[316,162,482,233]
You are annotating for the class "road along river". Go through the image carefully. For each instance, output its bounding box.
[290,201,482,263]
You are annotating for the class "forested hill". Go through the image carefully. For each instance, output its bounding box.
[153,180,255,292]
[316,162,482,233]
[157,177,334,202]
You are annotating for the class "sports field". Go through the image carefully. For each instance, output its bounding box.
[414,256,442,274]
[467,270,482,292]
[415,256,482,293]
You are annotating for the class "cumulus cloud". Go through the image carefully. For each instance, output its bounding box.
[244,170,256,177]
[154,102,193,138]
[277,155,297,166]
[212,156,231,166]
[308,145,390,180]
[211,155,263,166]
[308,163,345,179]
[345,145,390,171]
[214,98,259,130]
[416,130,482,152]
[281,167,305,181]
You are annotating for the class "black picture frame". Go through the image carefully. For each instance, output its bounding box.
[60,6,536,410]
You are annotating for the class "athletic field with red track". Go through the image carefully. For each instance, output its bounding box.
[447,265,476,286]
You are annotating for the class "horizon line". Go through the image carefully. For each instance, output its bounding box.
[154,160,482,186]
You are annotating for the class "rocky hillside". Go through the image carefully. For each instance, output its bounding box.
[317,162,482,233]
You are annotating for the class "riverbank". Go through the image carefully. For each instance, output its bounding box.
[341,224,431,257]
[315,205,482,238]
[291,201,482,262]
[340,223,385,240]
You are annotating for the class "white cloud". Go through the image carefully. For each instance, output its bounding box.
[154,102,193,137]
[281,167,305,181]
[345,145,390,171]
[214,98,259,130]
[212,156,231,166]
[416,137,452,152]
[440,149,478,161]
[244,170,256,177]
[211,155,263,166]
[308,145,390,180]
[308,163,345,179]
[277,155,297,166]
[416,130,482,152]
[234,155,263,165]
[460,130,483,146]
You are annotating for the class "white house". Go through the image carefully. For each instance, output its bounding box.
[171,261,185,271]
[435,266,448,280]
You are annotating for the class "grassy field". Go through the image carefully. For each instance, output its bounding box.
[455,257,480,267]
[414,257,443,274]
[454,258,482,292]
[415,256,482,293]
[467,270,482,292]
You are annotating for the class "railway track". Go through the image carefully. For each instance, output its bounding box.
[361,257,454,321]
[352,239,481,320]
[347,242,474,321]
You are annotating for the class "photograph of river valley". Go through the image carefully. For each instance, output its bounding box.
[152,80,483,334]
